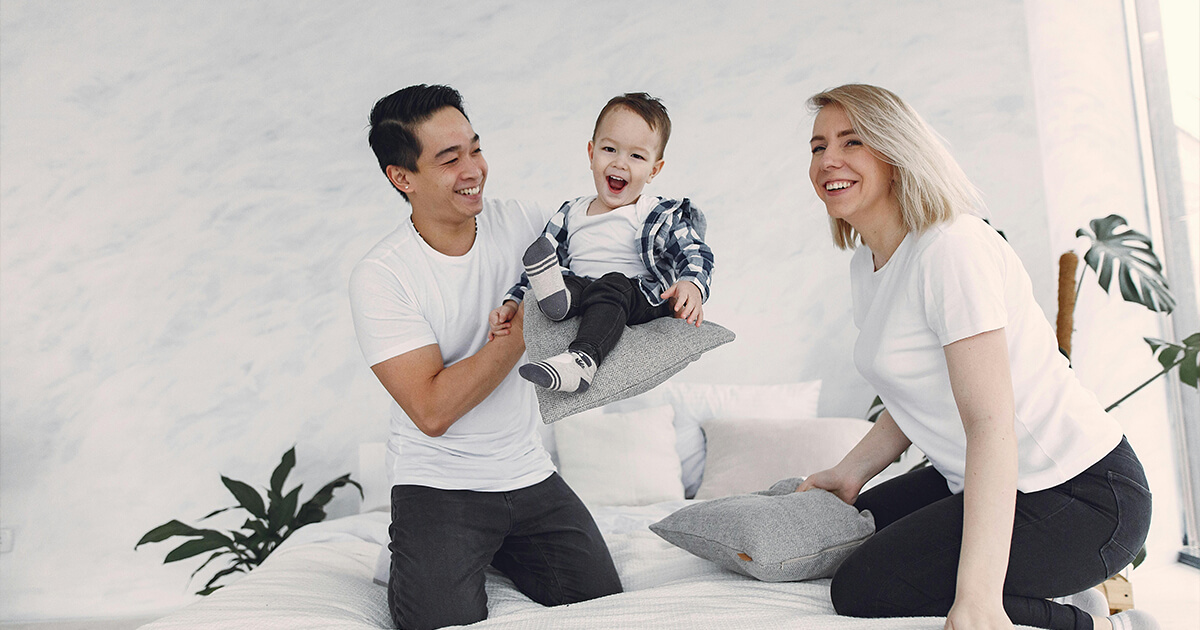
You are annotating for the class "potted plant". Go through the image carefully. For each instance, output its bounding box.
[136,446,363,595]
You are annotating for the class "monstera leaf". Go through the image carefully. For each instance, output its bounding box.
[1076,215,1175,313]
[1105,333,1200,411]
[1146,333,1200,388]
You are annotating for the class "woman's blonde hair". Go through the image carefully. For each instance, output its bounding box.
[807,84,984,249]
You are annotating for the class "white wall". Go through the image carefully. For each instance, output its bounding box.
[0,0,1171,621]
[1025,0,1188,575]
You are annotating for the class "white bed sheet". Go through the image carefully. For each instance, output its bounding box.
[139,501,1032,630]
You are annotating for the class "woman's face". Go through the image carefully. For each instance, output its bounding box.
[808,105,897,229]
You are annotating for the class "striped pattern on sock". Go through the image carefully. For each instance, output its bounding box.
[522,237,570,321]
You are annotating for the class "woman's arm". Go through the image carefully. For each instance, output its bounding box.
[798,408,911,504]
[943,328,1018,630]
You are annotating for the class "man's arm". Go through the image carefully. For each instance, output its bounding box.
[371,305,526,437]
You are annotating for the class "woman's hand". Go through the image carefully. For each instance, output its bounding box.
[796,465,864,505]
[945,597,1013,630]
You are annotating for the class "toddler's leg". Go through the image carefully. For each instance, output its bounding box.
[523,237,571,321]
[519,350,596,393]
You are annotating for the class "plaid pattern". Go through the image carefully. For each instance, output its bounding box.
[504,196,715,307]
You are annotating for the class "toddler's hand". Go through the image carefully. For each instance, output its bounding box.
[488,301,518,341]
[661,281,704,327]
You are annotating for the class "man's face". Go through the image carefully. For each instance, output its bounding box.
[397,107,488,222]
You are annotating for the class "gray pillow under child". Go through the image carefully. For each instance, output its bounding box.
[648,477,876,582]
[523,301,735,423]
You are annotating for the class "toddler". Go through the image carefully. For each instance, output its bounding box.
[489,92,714,393]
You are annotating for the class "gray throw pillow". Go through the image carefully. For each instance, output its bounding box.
[648,477,875,582]
[523,301,735,423]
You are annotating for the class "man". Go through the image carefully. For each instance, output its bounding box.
[349,84,622,630]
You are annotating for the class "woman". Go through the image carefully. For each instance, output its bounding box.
[799,84,1156,630]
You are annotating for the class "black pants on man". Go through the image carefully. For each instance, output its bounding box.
[388,472,622,630]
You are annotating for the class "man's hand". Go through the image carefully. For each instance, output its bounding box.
[488,300,518,341]
[661,281,703,326]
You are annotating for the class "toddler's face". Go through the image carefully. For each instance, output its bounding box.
[587,106,664,213]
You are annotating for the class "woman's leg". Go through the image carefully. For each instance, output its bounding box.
[831,438,1152,630]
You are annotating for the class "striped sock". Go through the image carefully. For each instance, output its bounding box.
[519,350,596,393]
[1052,587,1108,618]
[523,237,571,321]
[1108,610,1160,630]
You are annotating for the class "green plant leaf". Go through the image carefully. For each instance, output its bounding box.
[293,474,363,529]
[189,550,232,580]
[222,476,267,519]
[200,565,246,595]
[270,447,296,499]
[136,520,206,548]
[196,585,225,596]
[866,395,885,423]
[164,532,235,563]
[1145,335,1200,388]
[200,507,233,521]
[269,485,302,533]
[1076,215,1175,313]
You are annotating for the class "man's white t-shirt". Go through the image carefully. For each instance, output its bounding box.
[851,214,1123,494]
[348,198,557,492]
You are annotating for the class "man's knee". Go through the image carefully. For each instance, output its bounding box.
[389,582,487,630]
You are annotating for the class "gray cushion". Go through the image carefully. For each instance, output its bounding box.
[648,478,875,582]
[523,302,735,423]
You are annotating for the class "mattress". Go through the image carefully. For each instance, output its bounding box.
[139,501,1022,629]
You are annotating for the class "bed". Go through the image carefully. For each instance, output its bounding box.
[138,380,1026,630]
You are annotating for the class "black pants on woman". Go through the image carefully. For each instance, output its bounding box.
[561,272,672,365]
[832,437,1151,630]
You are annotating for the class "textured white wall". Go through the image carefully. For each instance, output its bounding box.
[0,0,1164,621]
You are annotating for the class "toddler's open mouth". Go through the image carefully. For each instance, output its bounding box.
[607,176,628,194]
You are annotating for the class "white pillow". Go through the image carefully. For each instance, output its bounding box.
[554,405,685,507]
[357,442,390,513]
[694,417,872,499]
[606,381,822,498]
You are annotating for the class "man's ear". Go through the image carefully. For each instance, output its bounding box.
[648,158,665,182]
[386,165,413,194]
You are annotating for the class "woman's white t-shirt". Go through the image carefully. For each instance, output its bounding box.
[851,214,1122,494]
[348,198,557,492]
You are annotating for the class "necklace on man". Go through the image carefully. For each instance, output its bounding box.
[410,216,476,245]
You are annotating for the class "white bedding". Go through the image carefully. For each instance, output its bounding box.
[139,502,1029,630]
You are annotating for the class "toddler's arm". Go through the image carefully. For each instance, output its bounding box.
[661,281,704,326]
[488,300,519,341]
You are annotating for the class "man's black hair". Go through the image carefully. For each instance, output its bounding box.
[368,84,468,200]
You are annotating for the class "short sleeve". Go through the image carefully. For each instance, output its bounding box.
[349,260,437,366]
[919,229,1008,346]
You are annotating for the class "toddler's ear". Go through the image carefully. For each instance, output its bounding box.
[587,140,594,161]
[649,158,665,182]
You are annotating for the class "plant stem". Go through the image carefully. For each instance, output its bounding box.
[1074,267,1086,310]
[1105,362,1179,412]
